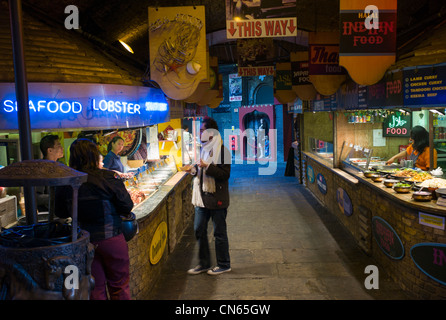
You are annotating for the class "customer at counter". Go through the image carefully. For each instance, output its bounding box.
[386,125,437,171]
[55,138,134,300]
[182,117,232,276]
[103,136,133,179]
[36,134,64,212]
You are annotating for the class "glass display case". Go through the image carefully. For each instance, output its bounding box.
[307,137,334,166]
[339,141,388,175]
[125,155,177,207]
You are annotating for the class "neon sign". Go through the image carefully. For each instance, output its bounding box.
[383,113,411,137]
[0,82,170,130]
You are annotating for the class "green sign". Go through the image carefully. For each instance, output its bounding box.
[382,113,411,137]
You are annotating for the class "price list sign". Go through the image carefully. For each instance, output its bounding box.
[403,66,446,107]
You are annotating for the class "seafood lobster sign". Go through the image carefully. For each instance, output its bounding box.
[339,0,397,85]
[148,7,208,100]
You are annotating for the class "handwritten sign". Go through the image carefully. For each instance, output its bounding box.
[410,243,446,286]
[372,216,404,260]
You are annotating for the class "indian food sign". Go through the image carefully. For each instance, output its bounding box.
[410,243,446,286]
[372,216,404,260]
[339,0,397,85]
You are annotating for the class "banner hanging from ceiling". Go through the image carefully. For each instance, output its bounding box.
[237,38,275,76]
[291,51,317,101]
[339,0,397,85]
[308,32,347,96]
[225,0,297,39]
[148,6,207,101]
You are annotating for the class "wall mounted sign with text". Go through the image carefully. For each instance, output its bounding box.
[337,187,353,216]
[372,216,405,260]
[410,243,446,286]
[0,82,169,131]
[150,221,168,265]
[316,173,327,194]
[307,164,315,183]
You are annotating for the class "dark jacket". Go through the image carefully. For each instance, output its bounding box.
[198,145,231,210]
[55,168,133,242]
[103,151,124,173]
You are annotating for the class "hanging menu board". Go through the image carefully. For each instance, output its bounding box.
[403,65,446,107]
[367,70,403,108]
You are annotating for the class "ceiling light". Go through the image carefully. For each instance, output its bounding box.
[429,109,445,116]
[119,40,134,54]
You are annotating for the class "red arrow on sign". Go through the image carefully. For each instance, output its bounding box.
[288,19,296,33]
[228,21,237,37]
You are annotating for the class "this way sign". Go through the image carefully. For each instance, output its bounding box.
[226,17,297,39]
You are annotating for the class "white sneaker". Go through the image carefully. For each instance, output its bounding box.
[207,266,232,275]
[187,265,209,275]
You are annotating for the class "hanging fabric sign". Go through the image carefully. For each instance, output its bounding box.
[309,32,347,96]
[339,0,397,85]
[291,51,317,101]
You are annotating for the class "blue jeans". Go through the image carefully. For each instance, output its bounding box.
[194,206,230,269]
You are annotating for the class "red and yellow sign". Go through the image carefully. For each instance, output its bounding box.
[308,32,347,96]
[339,0,397,85]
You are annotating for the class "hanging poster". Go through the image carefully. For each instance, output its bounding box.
[339,0,397,85]
[229,74,243,102]
[225,0,297,39]
[148,6,207,100]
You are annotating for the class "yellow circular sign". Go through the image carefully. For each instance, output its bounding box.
[149,221,168,265]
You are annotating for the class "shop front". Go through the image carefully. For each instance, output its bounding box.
[296,63,446,299]
[0,81,194,299]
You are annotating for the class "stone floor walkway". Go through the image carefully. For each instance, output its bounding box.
[146,162,412,300]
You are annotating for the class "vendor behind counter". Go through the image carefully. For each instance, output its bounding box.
[386,125,437,171]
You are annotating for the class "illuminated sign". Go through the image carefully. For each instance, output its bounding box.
[382,113,411,137]
[0,83,169,130]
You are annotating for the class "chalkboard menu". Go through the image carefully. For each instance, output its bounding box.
[372,216,404,260]
[382,113,412,137]
[410,243,446,286]
[403,65,446,106]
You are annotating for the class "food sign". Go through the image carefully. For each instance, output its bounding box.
[382,113,411,137]
[372,216,404,260]
[410,243,446,286]
[339,0,397,85]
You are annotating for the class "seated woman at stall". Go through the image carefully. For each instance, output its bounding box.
[103,136,133,178]
[386,125,437,171]
[55,138,134,300]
